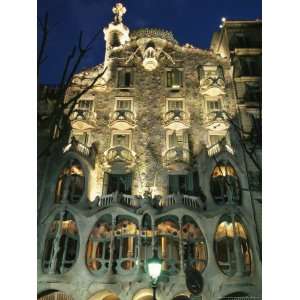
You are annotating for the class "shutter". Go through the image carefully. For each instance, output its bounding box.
[167,71,172,87]
[183,133,188,148]
[124,173,132,194]
[169,175,179,193]
[178,70,183,86]
[169,133,177,148]
[217,65,224,80]
[186,173,194,194]
[193,171,200,196]
[174,69,179,86]
[102,173,109,195]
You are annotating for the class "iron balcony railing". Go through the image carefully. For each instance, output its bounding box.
[109,110,136,127]
[164,110,190,128]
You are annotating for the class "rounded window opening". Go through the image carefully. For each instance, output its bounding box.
[210,161,241,205]
[42,211,79,274]
[182,216,207,273]
[86,214,112,275]
[214,215,251,276]
[55,159,85,204]
[156,217,180,275]
[38,290,73,300]
[88,290,120,300]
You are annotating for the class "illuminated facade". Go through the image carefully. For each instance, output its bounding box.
[37,4,261,300]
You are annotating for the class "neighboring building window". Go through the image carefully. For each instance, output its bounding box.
[55,159,85,204]
[210,162,241,205]
[117,69,134,88]
[197,65,205,80]
[43,211,79,274]
[166,69,183,88]
[214,215,252,276]
[112,133,130,148]
[235,56,261,77]
[116,99,132,111]
[167,99,184,111]
[182,215,207,273]
[86,215,112,274]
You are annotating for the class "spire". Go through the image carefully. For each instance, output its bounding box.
[112,3,127,24]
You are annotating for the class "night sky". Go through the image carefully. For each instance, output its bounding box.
[38,0,262,84]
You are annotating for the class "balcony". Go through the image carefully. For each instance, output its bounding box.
[109,110,136,130]
[163,147,190,171]
[63,138,96,167]
[71,110,97,130]
[104,146,136,170]
[97,192,139,209]
[199,76,225,97]
[159,193,204,211]
[164,110,190,130]
[207,141,234,157]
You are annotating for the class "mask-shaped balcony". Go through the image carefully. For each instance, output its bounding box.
[63,138,96,167]
[163,147,190,171]
[164,110,190,130]
[104,146,136,170]
[109,110,136,130]
[207,140,234,157]
[71,110,97,130]
[200,76,226,97]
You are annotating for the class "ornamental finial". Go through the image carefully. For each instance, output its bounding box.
[112,3,127,24]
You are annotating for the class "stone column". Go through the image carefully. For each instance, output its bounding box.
[178,219,185,274]
[108,216,116,274]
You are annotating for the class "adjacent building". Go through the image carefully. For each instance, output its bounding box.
[37,4,262,300]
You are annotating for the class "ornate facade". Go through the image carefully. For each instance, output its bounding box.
[37,4,262,300]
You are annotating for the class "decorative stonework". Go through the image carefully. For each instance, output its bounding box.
[130,28,178,44]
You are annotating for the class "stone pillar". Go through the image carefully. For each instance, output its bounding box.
[178,219,185,274]
[108,216,116,274]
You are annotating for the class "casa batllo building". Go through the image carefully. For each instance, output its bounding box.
[37,3,262,300]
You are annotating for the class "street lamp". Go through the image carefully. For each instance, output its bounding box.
[147,250,162,300]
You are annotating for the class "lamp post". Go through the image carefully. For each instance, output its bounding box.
[147,250,162,300]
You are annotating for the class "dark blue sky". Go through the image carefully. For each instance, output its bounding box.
[38,0,262,84]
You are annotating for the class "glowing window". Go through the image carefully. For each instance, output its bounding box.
[43,211,79,274]
[210,162,241,205]
[214,215,251,276]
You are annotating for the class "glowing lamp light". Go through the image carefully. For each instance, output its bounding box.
[221,17,226,22]
[147,251,162,281]
[219,25,223,29]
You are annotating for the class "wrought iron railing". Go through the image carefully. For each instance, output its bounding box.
[164,110,190,127]
[110,110,135,126]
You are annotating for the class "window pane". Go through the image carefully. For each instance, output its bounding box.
[113,134,129,147]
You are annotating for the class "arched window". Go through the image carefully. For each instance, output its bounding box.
[86,215,112,274]
[43,211,79,274]
[210,162,241,205]
[182,216,207,273]
[55,159,85,204]
[113,216,139,274]
[214,215,251,276]
[156,217,180,274]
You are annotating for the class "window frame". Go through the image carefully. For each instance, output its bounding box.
[165,68,184,89]
[166,97,185,112]
[116,68,135,88]
[111,130,132,149]
[114,97,133,112]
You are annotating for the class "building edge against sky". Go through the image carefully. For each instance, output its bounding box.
[37,3,261,300]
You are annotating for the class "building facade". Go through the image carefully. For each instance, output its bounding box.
[37,4,262,300]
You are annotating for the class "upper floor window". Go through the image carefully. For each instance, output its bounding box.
[43,211,79,274]
[166,69,183,88]
[168,131,188,149]
[168,172,200,195]
[78,99,93,112]
[207,99,222,113]
[116,98,133,111]
[117,68,134,88]
[167,99,184,111]
[234,56,261,77]
[112,133,130,148]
